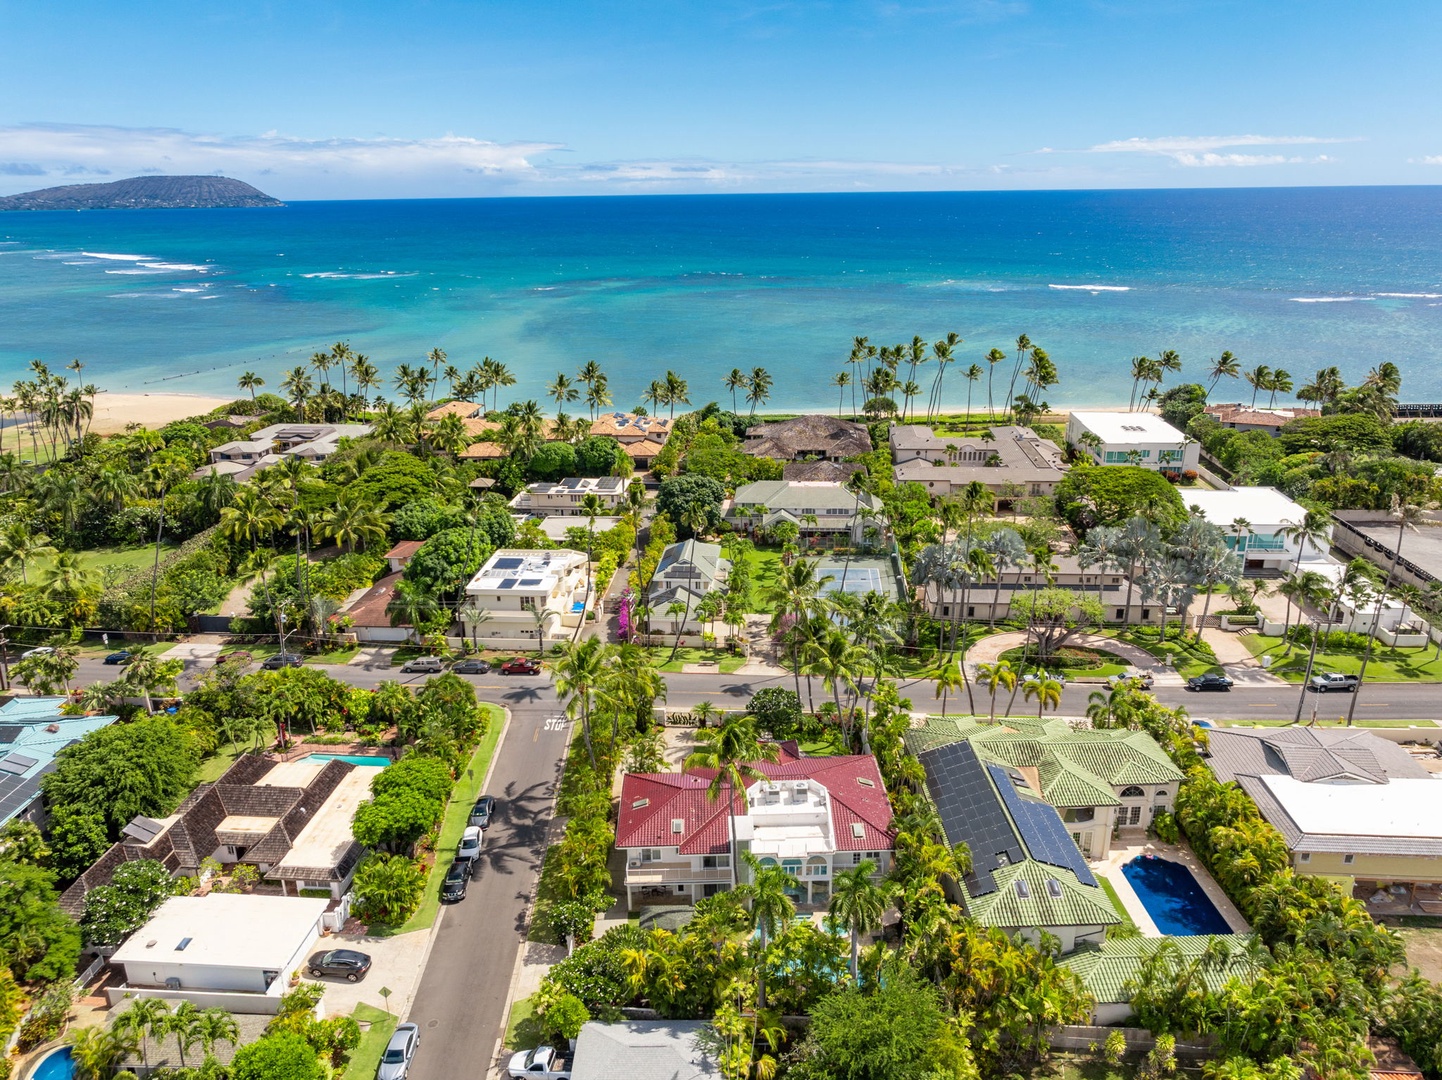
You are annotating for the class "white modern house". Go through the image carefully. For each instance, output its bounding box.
[108,894,327,1013]
[204,422,372,480]
[647,540,731,635]
[1065,412,1198,475]
[726,480,885,545]
[461,548,590,648]
[1182,486,1332,574]
[509,476,626,516]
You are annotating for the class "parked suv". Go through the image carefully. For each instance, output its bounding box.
[401,656,444,674]
[499,657,542,676]
[307,949,372,982]
[1187,673,1234,692]
[440,860,469,902]
[377,1022,420,1080]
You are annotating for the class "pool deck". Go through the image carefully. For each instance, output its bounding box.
[1095,839,1250,938]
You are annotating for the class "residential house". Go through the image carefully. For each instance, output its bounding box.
[891,424,1070,499]
[726,480,885,545]
[1204,726,1442,909]
[1060,935,1257,1024]
[571,1021,719,1080]
[907,717,1183,861]
[1182,486,1332,575]
[0,697,119,828]
[647,540,731,635]
[915,739,1121,951]
[1065,412,1198,474]
[782,459,866,483]
[341,572,408,643]
[204,422,372,480]
[616,742,894,909]
[590,412,673,468]
[923,552,1161,626]
[460,548,589,647]
[384,540,425,575]
[1204,403,1319,437]
[62,754,381,914]
[509,475,626,516]
[742,415,872,461]
[107,894,328,1012]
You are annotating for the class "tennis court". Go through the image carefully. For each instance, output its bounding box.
[814,559,902,602]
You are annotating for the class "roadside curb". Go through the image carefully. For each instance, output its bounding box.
[402,702,514,1025]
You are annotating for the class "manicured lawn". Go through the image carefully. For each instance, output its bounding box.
[999,645,1131,681]
[741,547,785,614]
[644,646,747,674]
[308,644,362,665]
[342,1003,398,1079]
[195,729,275,782]
[799,730,847,756]
[505,994,542,1052]
[1241,634,1442,683]
[1096,874,1140,937]
[1108,628,1223,680]
[27,541,180,580]
[395,706,507,934]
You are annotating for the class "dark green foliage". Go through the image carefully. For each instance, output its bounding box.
[40,717,199,839]
[1391,420,1442,464]
[370,755,454,805]
[391,498,467,541]
[45,805,109,883]
[527,441,577,481]
[1278,413,1391,455]
[1054,465,1188,536]
[789,966,952,1080]
[1157,383,1209,430]
[79,859,176,946]
[747,686,803,738]
[228,1032,325,1080]
[574,436,621,476]
[0,860,81,983]
[656,474,725,537]
[541,923,647,1018]
[345,452,441,510]
[352,787,443,853]
[248,551,386,623]
[403,526,497,597]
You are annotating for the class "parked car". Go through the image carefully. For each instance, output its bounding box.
[451,658,492,675]
[457,825,483,868]
[19,646,53,660]
[469,795,497,830]
[440,860,469,902]
[499,657,542,676]
[262,652,304,670]
[103,650,134,666]
[507,1046,572,1080]
[1187,673,1234,692]
[400,656,444,674]
[307,949,372,982]
[376,1022,420,1080]
[1021,671,1067,687]
[1309,672,1360,693]
[1106,671,1154,690]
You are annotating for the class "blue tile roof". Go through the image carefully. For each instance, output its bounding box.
[0,697,119,825]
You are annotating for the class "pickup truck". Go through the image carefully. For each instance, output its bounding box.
[1309,672,1360,693]
[508,1046,572,1079]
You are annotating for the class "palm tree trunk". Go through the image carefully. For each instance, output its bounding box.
[1347,521,1406,725]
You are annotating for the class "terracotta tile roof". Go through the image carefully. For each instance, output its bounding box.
[591,412,673,440]
[1204,403,1320,428]
[617,746,895,856]
[345,571,404,628]
[384,540,425,561]
[459,441,507,460]
[427,401,483,420]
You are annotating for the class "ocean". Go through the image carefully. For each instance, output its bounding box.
[1,186,1440,411]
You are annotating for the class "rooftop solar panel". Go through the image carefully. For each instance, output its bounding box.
[496,579,517,589]
[987,763,1096,885]
[493,557,524,570]
[0,726,20,744]
[0,753,37,776]
[918,741,1023,896]
[518,578,543,586]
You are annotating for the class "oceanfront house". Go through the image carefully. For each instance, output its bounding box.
[460,547,590,647]
[61,755,380,915]
[1064,411,1199,475]
[569,1022,721,1080]
[890,424,1070,499]
[1204,726,1442,913]
[448,408,673,468]
[616,742,895,909]
[725,480,885,546]
[922,552,1162,626]
[915,739,1121,952]
[203,422,373,480]
[906,717,1183,861]
[1060,935,1258,1024]
[508,475,627,516]
[1332,507,1442,592]
[647,539,731,636]
[742,414,873,461]
[1182,486,1334,576]
[107,894,329,1013]
[0,697,119,828]
[1203,403,1320,437]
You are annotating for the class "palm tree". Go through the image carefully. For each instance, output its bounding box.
[237,371,264,401]
[115,996,171,1069]
[831,370,850,416]
[1023,674,1064,719]
[1266,368,1293,408]
[70,1026,135,1080]
[685,714,778,891]
[977,659,1016,721]
[584,375,612,420]
[740,850,795,1008]
[1348,494,1430,724]
[932,657,967,716]
[1243,364,1272,409]
[745,367,773,417]
[547,373,579,411]
[280,365,314,418]
[829,860,890,981]
[724,368,749,414]
[193,1007,240,1060]
[663,370,690,419]
[1206,351,1241,397]
[554,637,609,767]
[165,1001,202,1067]
[1276,510,1332,642]
[386,580,440,643]
[1292,569,1342,723]
[320,497,388,553]
[0,522,55,583]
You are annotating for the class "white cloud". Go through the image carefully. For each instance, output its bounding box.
[1410,155,1442,165]
[1052,134,1358,168]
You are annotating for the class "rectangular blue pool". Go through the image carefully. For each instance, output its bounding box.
[302,753,389,767]
[1121,855,1232,935]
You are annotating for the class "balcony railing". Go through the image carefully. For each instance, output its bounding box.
[625,864,733,885]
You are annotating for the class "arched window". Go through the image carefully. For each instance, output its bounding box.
[1120,786,1145,798]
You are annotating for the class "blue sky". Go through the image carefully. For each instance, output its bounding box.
[1,1,1439,198]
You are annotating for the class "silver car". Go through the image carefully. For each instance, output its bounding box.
[377,1022,419,1080]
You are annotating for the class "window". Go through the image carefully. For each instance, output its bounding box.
[1104,450,1128,463]
[1120,786,1145,798]
[1062,808,1095,823]
[1343,853,1355,865]
[1125,806,1142,826]
[967,606,975,617]
[639,849,662,863]
[520,596,536,609]
[701,855,730,869]
[1299,853,1311,863]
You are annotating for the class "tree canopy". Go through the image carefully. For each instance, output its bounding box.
[1054,465,1188,536]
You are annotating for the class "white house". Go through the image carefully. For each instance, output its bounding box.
[1182,486,1331,574]
[1065,412,1198,474]
[108,894,327,1013]
[647,540,731,635]
[509,476,626,517]
[204,422,372,480]
[460,548,589,647]
[726,480,884,546]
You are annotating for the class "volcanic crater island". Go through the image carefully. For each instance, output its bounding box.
[0,174,282,211]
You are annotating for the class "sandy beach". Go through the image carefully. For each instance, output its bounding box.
[87,392,234,435]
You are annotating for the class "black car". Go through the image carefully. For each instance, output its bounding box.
[307,948,372,982]
[452,658,492,675]
[441,860,469,902]
[103,650,133,665]
[1187,673,1234,692]
[469,795,497,830]
[262,652,304,670]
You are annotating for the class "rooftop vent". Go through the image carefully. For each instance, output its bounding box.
[671,818,685,834]
[631,798,649,810]
[851,823,865,839]
[1015,879,1031,899]
[176,937,192,951]
[45,723,60,734]
[856,777,875,788]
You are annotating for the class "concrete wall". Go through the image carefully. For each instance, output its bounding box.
[1046,1025,1217,1058]
[106,985,288,1015]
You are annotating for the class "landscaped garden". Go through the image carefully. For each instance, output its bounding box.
[999,645,1132,680]
[1241,632,1442,682]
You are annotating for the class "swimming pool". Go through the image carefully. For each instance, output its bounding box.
[1121,855,1232,935]
[302,754,389,767]
[31,1046,76,1080]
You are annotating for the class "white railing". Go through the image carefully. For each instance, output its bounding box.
[625,865,732,885]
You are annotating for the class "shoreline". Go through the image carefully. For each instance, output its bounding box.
[87,391,235,434]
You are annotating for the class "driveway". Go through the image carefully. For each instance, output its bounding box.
[318,928,430,1019]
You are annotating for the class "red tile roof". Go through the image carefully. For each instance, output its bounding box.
[384,540,425,561]
[344,571,404,628]
[616,744,895,856]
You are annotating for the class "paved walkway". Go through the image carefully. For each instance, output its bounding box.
[1200,628,1289,686]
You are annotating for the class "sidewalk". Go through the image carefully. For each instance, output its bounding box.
[1200,627,1289,686]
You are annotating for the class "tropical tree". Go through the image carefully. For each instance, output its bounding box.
[745,367,773,417]
[1206,351,1241,397]
[237,371,264,400]
[1023,674,1064,719]
[740,850,795,1009]
[554,637,609,767]
[685,714,778,891]
[724,368,749,414]
[976,660,1016,721]
[386,580,441,642]
[828,860,890,981]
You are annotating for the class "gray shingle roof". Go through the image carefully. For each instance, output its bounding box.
[742,414,872,461]
[571,1021,719,1080]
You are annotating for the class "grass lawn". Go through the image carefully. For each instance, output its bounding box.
[741,546,785,614]
[27,541,181,581]
[644,646,747,674]
[799,730,847,756]
[342,1003,398,1079]
[1241,634,1442,683]
[1108,628,1222,680]
[308,644,362,665]
[195,729,275,783]
[505,994,542,1052]
[393,706,507,935]
[999,645,1131,681]
[1096,874,1140,937]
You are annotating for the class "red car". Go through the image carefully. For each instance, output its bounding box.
[499,657,542,676]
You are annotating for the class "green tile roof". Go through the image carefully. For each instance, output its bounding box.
[964,860,1123,930]
[1058,934,1257,1003]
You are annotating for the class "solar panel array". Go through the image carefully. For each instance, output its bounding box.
[0,757,59,826]
[918,741,1022,896]
[987,763,1097,885]
[493,557,524,570]
[0,753,37,776]
[0,726,21,745]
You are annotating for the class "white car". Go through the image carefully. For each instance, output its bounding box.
[20,646,54,660]
[456,825,483,867]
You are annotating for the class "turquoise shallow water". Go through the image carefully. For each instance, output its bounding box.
[2,187,1440,409]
